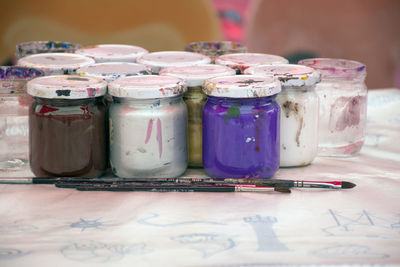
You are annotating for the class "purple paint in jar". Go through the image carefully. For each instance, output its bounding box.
[202,75,281,178]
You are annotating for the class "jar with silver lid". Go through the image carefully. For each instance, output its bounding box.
[17,53,95,76]
[245,64,320,167]
[75,44,149,63]
[108,75,188,178]
[299,58,367,156]
[15,41,82,61]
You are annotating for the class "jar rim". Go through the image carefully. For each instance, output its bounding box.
[75,44,149,62]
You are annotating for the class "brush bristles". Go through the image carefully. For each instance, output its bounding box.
[341,181,356,189]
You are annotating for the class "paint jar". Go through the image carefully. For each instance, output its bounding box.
[17,53,95,76]
[136,51,211,74]
[108,75,187,178]
[75,44,149,63]
[0,67,44,171]
[159,64,236,167]
[215,53,288,74]
[202,75,281,178]
[245,64,320,167]
[27,75,107,177]
[15,41,82,61]
[299,58,367,156]
[184,41,248,61]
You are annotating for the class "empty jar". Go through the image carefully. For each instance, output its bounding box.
[75,44,149,63]
[159,64,236,167]
[108,75,188,178]
[245,64,320,167]
[15,41,82,60]
[0,66,44,171]
[202,75,281,178]
[27,75,107,177]
[299,58,367,156]
[215,53,288,74]
[136,51,211,74]
[17,53,95,76]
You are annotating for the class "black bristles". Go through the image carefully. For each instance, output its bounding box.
[341,181,356,189]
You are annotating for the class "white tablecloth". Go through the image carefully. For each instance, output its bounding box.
[1,89,399,267]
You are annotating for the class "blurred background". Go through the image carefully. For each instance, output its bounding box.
[0,0,399,88]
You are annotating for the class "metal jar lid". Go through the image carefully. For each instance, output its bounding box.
[75,44,149,63]
[215,53,288,73]
[109,75,186,99]
[77,62,150,82]
[27,75,107,99]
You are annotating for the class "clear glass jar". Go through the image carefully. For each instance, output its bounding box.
[136,51,211,74]
[0,67,44,170]
[27,75,107,177]
[299,58,367,156]
[202,75,281,178]
[75,44,149,63]
[159,64,236,167]
[17,53,95,76]
[184,41,248,62]
[215,53,288,74]
[15,41,82,61]
[245,64,320,167]
[108,75,188,178]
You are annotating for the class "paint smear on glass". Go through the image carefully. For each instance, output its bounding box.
[156,118,162,158]
[145,119,153,144]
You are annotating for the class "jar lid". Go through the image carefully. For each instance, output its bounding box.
[0,66,44,80]
[184,41,248,59]
[136,51,211,74]
[109,75,186,99]
[76,62,150,82]
[244,64,321,87]
[203,75,281,98]
[215,53,289,73]
[298,58,366,80]
[17,53,95,75]
[27,75,107,99]
[159,64,236,87]
[15,41,82,60]
[75,44,149,63]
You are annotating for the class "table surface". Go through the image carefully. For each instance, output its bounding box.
[1,89,399,267]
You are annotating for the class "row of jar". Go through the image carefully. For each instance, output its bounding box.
[13,58,367,179]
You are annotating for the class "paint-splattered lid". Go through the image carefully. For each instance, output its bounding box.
[17,53,95,73]
[298,58,366,80]
[109,75,186,99]
[203,75,281,98]
[77,62,150,83]
[136,51,211,74]
[159,64,236,87]
[75,44,149,63]
[244,64,321,87]
[27,75,107,99]
[215,53,289,73]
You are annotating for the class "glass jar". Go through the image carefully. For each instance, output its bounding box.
[17,53,95,76]
[15,41,82,61]
[136,51,211,74]
[108,75,188,178]
[159,64,236,167]
[184,41,248,62]
[299,58,367,156]
[0,66,44,171]
[75,44,149,63]
[202,75,281,178]
[27,75,107,177]
[245,64,320,167]
[215,53,288,74]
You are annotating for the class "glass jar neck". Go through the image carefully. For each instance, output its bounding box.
[281,85,316,93]
[206,95,276,106]
[34,97,103,107]
[113,95,182,107]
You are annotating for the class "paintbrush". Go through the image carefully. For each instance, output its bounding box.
[0,177,355,190]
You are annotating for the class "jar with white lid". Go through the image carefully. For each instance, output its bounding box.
[15,41,82,60]
[17,53,95,76]
[159,64,236,167]
[0,66,44,171]
[202,75,281,178]
[108,75,188,178]
[299,58,367,156]
[245,64,320,167]
[184,41,248,61]
[215,53,288,74]
[27,75,107,177]
[75,44,149,63]
[136,51,211,74]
